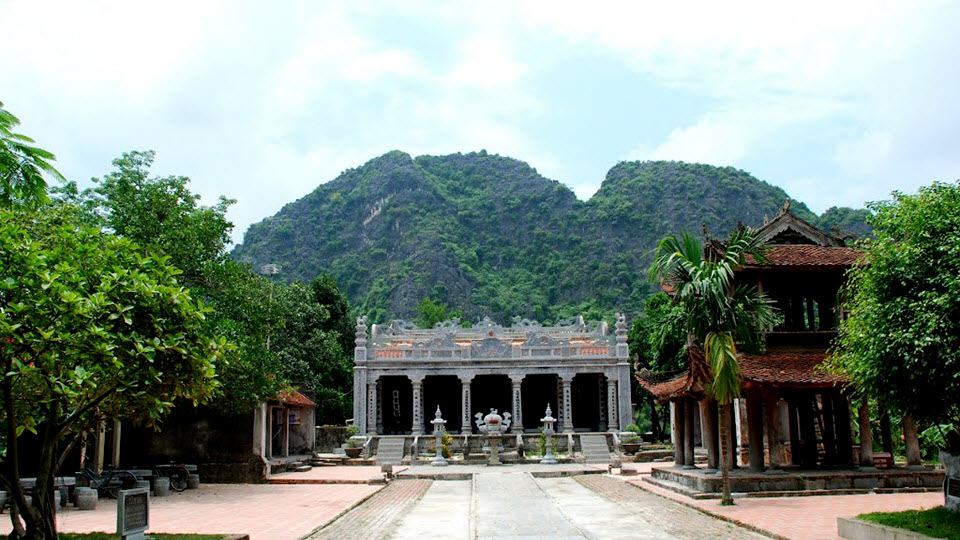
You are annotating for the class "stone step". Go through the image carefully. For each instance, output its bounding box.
[291,465,312,472]
[376,438,407,465]
[580,434,612,463]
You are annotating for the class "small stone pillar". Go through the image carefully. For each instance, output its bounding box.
[858,400,875,469]
[903,416,924,469]
[683,398,696,468]
[700,398,719,470]
[746,390,766,472]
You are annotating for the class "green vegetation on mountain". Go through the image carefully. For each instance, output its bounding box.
[233,151,870,323]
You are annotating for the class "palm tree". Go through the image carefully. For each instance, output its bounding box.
[649,227,778,505]
[0,101,65,208]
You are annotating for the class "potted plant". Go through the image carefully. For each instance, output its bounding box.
[621,424,643,455]
[342,425,364,458]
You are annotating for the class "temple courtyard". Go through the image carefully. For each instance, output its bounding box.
[1,463,943,539]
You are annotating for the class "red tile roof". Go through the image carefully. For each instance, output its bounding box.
[636,370,703,402]
[273,389,316,408]
[745,245,861,268]
[739,351,848,386]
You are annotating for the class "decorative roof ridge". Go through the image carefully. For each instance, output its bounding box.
[752,198,845,247]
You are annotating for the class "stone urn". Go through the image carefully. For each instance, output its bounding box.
[940,449,960,511]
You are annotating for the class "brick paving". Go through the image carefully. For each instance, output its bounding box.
[628,476,944,539]
[0,483,381,540]
[304,479,432,540]
[576,475,767,538]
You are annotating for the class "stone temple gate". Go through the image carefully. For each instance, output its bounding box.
[353,314,633,435]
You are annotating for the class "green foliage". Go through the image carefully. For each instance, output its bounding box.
[415,297,463,328]
[648,228,778,401]
[829,181,960,452]
[859,507,960,539]
[234,153,868,323]
[816,206,874,241]
[0,101,65,209]
[0,206,223,537]
[628,292,686,372]
[537,427,558,456]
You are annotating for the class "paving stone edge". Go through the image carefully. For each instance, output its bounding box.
[295,482,387,540]
[622,477,787,540]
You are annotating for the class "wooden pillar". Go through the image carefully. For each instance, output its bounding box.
[834,393,854,467]
[805,297,817,331]
[788,398,802,466]
[700,398,719,470]
[283,407,290,457]
[818,295,835,330]
[684,398,696,468]
[95,420,106,473]
[672,400,685,465]
[798,396,818,466]
[693,402,702,446]
[746,390,766,471]
[858,400,874,468]
[903,416,923,468]
[821,392,837,465]
[764,393,782,469]
[112,419,122,468]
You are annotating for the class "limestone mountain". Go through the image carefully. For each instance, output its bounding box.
[232,151,868,323]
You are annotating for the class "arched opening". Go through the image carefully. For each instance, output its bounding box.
[380,376,412,435]
[470,374,511,429]
[521,374,559,431]
[423,375,463,433]
[572,373,603,431]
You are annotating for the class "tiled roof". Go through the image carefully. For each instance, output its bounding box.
[273,389,316,408]
[636,370,701,402]
[739,351,848,386]
[745,245,861,268]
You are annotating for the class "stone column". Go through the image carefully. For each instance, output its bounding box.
[511,377,524,432]
[366,380,377,436]
[903,416,923,468]
[461,377,472,434]
[607,379,619,432]
[746,390,766,472]
[412,379,423,435]
[764,393,782,471]
[561,377,574,433]
[672,400,685,465]
[700,398,719,470]
[376,379,383,434]
[353,366,367,434]
[683,398,696,468]
[598,377,607,432]
[858,400,874,468]
[617,362,632,431]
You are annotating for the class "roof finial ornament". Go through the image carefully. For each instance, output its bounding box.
[782,198,791,215]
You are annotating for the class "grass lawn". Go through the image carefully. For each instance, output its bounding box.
[60,534,227,540]
[859,507,960,539]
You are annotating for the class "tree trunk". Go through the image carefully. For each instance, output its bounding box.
[19,421,60,539]
[649,396,661,441]
[718,403,734,505]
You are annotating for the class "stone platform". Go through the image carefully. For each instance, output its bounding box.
[646,465,945,499]
[395,462,607,481]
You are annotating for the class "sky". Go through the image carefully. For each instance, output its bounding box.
[2,1,960,244]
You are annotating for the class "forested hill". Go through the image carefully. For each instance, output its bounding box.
[232,151,870,323]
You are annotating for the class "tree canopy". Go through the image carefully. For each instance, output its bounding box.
[0,101,64,209]
[828,181,960,451]
[0,206,223,538]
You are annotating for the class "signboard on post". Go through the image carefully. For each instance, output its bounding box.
[117,487,149,540]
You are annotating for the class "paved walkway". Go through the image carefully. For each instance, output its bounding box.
[629,476,943,539]
[315,470,764,539]
[0,483,381,540]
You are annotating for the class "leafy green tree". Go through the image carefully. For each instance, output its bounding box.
[628,292,686,440]
[415,297,462,329]
[828,181,960,454]
[0,101,65,209]
[64,150,234,286]
[0,206,223,539]
[649,228,778,505]
[273,277,354,423]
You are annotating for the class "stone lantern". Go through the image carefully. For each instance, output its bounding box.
[430,406,448,467]
[540,404,557,465]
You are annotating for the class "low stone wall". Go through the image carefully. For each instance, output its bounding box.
[837,517,937,540]
[652,466,945,495]
[316,426,350,452]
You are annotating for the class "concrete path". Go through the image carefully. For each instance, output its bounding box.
[328,470,765,539]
